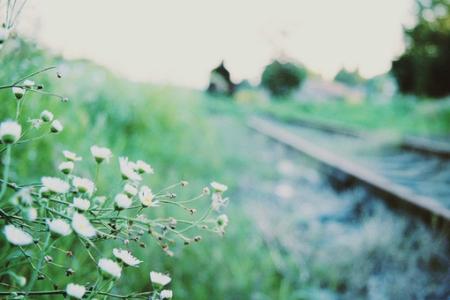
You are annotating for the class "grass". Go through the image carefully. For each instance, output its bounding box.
[255,93,450,138]
[0,39,301,299]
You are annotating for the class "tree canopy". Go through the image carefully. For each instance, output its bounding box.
[392,0,450,98]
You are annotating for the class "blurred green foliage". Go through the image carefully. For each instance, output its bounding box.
[1,37,448,300]
[392,0,450,98]
[261,60,307,97]
[257,95,450,137]
[0,38,303,299]
[334,68,364,87]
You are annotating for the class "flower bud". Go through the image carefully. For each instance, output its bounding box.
[0,120,21,144]
[14,275,27,287]
[12,87,25,99]
[65,268,75,276]
[40,110,54,123]
[202,187,210,195]
[50,120,63,133]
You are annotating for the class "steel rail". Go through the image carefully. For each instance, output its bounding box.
[264,114,450,158]
[248,116,450,226]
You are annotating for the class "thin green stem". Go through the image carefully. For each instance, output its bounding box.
[95,163,100,188]
[0,145,12,201]
[25,231,52,294]
[15,99,22,120]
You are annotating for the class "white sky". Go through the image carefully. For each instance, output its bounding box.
[18,0,415,88]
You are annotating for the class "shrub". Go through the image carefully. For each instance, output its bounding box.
[260,60,307,97]
[334,68,364,86]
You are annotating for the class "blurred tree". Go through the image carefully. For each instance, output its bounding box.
[392,0,450,98]
[334,68,365,86]
[260,60,307,97]
[206,61,235,96]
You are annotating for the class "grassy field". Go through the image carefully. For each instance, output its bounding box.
[1,39,449,299]
[0,39,300,299]
[254,94,450,138]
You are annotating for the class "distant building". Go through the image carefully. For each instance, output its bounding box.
[206,61,235,96]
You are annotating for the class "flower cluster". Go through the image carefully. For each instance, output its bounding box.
[0,59,228,299]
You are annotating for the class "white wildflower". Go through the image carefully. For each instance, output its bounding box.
[217,214,229,229]
[138,186,154,207]
[40,110,54,122]
[113,248,142,267]
[0,120,21,144]
[66,283,86,299]
[210,181,228,193]
[119,157,142,182]
[63,150,82,162]
[114,193,132,210]
[73,197,90,211]
[4,225,33,246]
[93,196,107,206]
[23,80,35,88]
[72,177,95,196]
[12,86,25,99]
[23,207,38,222]
[50,119,63,133]
[150,271,171,286]
[124,183,138,197]
[28,118,43,129]
[42,177,70,194]
[211,192,228,211]
[71,213,96,238]
[39,186,51,198]
[98,258,122,279]
[135,160,153,174]
[160,290,173,299]
[202,187,210,195]
[47,219,72,236]
[58,161,74,175]
[16,188,33,206]
[90,145,112,163]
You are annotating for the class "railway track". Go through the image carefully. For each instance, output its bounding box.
[268,114,450,158]
[248,116,450,227]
